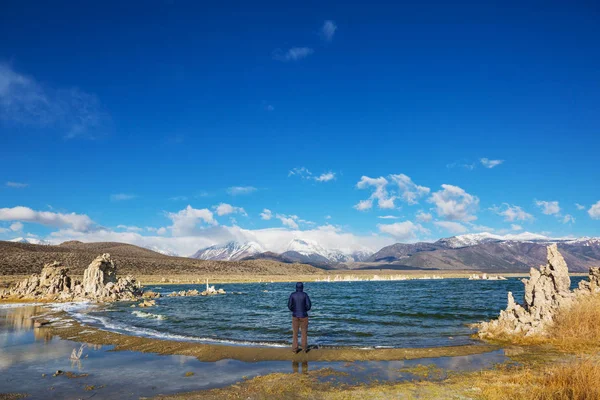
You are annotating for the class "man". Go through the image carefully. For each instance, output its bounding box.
[288,282,312,353]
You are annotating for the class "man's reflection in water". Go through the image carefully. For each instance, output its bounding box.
[292,361,309,374]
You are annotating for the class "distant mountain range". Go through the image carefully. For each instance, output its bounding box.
[191,238,372,268]
[189,232,600,272]
[9,232,600,273]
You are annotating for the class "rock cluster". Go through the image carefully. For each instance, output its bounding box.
[477,244,597,338]
[167,286,226,297]
[1,254,144,302]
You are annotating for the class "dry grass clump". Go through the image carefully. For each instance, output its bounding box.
[473,357,600,400]
[550,294,600,351]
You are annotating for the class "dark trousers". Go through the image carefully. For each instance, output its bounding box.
[292,316,308,350]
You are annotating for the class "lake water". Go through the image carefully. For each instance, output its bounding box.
[75,277,586,348]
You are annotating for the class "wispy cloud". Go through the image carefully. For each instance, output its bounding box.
[378,215,399,219]
[321,20,337,42]
[0,63,110,139]
[5,181,28,188]
[562,214,575,224]
[273,47,314,62]
[480,158,504,168]
[169,196,189,201]
[575,203,585,211]
[110,193,136,201]
[227,186,257,196]
[289,167,336,183]
[446,160,476,170]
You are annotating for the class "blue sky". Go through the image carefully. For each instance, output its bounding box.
[1,1,599,255]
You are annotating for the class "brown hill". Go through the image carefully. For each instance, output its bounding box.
[0,241,323,276]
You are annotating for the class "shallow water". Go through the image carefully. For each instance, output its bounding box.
[0,306,507,399]
[78,278,586,348]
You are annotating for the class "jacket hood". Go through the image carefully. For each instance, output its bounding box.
[295,282,304,292]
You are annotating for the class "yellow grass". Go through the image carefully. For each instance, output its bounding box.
[550,294,600,351]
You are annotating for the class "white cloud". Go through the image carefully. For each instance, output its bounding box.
[354,199,373,211]
[415,211,433,223]
[50,224,394,257]
[116,225,143,232]
[575,203,586,211]
[315,172,336,182]
[588,201,600,220]
[325,215,331,220]
[276,214,299,229]
[389,174,430,205]
[355,176,396,210]
[378,215,399,219]
[273,47,314,62]
[0,206,94,232]
[491,204,534,222]
[562,214,575,224]
[167,205,217,236]
[511,224,523,231]
[433,221,468,234]
[10,222,23,232]
[5,181,28,188]
[428,184,479,222]
[377,221,428,241]
[260,209,273,220]
[0,63,109,139]
[480,158,504,168]
[535,200,561,215]
[227,186,257,196]
[214,203,247,217]
[321,20,337,42]
[110,193,136,201]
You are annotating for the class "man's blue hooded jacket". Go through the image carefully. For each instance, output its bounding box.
[288,282,312,318]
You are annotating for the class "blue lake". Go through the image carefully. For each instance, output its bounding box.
[77,277,586,348]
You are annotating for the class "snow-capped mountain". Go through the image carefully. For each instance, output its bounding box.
[284,239,371,263]
[191,241,265,261]
[144,245,179,257]
[502,232,551,242]
[436,233,504,249]
[10,237,52,246]
[437,232,555,249]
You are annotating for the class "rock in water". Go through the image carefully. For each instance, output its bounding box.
[82,253,118,297]
[477,244,574,338]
